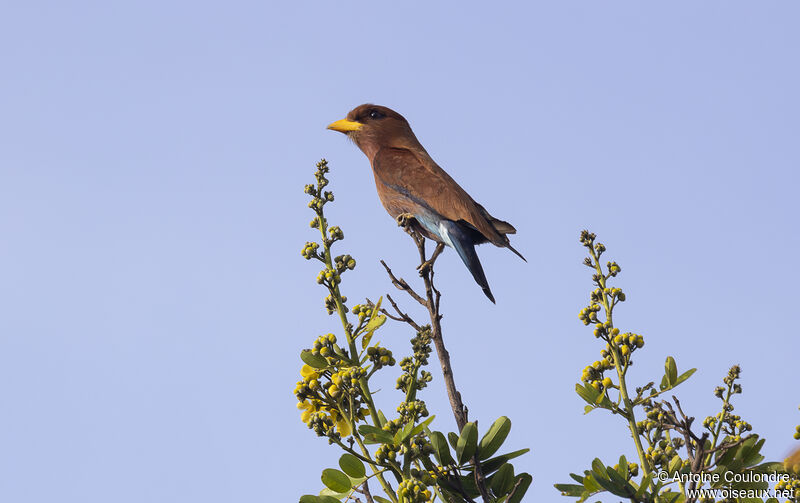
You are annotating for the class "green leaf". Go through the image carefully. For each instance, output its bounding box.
[665,356,678,387]
[363,432,393,445]
[481,448,530,474]
[358,424,394,444]
[605,468,634,497]
[301,350,329,369]
[478,416,511,460]
[667,455,682,474]
[575,383,600,405]
[318,488,348,501]
[554,483,585,497]
[507,473,532,503]
[364,314,386,333]
[321,468,351,493]
[661,490,683,503]
[456,422,478,464]
[461,472,482,499]
[591,458,607,479]
[583,405,595,414]
[299,496,340,503]
[393,420,415,446]
[361,315,386,349]
[740,437,766,467]
[590,459,625,494]
[489,463,515,496]
[635,472,653,499]
[373,497,392,503]
[361,298,386,349]
[674,368,696,387]
[715,441,739,467]
[448,431,459,450]
[569,473,585,484]
[595,390,607,405]
[405,415,436,441]
[376,409,387,427]
[617,455,628,479]
[581,473,601,493]
[754,461,785,473]
[338,453,365,479]
[430,431,455,466]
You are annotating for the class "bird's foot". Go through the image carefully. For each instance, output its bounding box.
[417,259,434,276]
[396,213,416,228]
[416,243,445,276]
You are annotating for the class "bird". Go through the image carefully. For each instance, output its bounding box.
[327,104,525,303]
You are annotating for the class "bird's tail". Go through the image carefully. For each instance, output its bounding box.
[507,243,527,262]
[441,221,495,303]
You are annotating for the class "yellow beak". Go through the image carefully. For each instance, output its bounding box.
[327,118,363,133]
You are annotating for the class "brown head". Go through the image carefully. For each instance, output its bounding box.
[327,104,425,160]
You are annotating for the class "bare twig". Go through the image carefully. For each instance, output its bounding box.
[381,222,491,502]
[658,396,752,503]
[381,260,427,306]
[354,480,375,503]
[383,294,422,331]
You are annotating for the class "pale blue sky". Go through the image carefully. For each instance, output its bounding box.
[1,2,798,502]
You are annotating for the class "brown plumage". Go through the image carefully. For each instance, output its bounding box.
[328,104,524,302]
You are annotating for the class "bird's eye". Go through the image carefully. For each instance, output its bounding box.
[368,110,384,120]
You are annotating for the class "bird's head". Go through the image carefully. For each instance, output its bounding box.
[327,104,422,160]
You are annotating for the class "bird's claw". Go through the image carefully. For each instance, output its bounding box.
[396,213,416,228]
[417,243,445,276]
[417,260,433,276]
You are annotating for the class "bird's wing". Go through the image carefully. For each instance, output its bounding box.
[372,147,506,246]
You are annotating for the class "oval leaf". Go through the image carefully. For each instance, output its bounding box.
[554,483,583,497]
[456,422,478,464]
[301,350,329,369]
[339,453,365,479]
[665,356,677,387]
[674,368,696,387]
[430,431,454,466]
[508,473,533,503]
[479,416,511,460]
[489,463,515,496]
[447,432,459,449]
[321,468,351,493]
[482,448,530,474]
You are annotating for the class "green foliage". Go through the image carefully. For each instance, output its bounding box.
[556,231,800,503]
[295,160,530,503]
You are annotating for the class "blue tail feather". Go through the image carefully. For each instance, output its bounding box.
[439,220,495,303]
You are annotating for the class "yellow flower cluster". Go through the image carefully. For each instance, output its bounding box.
[580,358,614,391]
[297,399,352,437]
[397,477,432,503]
[775,477,800,501]
[605,331,644,363]
[311,333,336,358]
[329,366,366,398]
[294,364,369,438]
[300,241,320,260]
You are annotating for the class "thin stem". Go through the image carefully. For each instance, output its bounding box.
[703,380,734,467]
[353,435,398,502]
[588,246,654,481]
[317,213,382,426]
